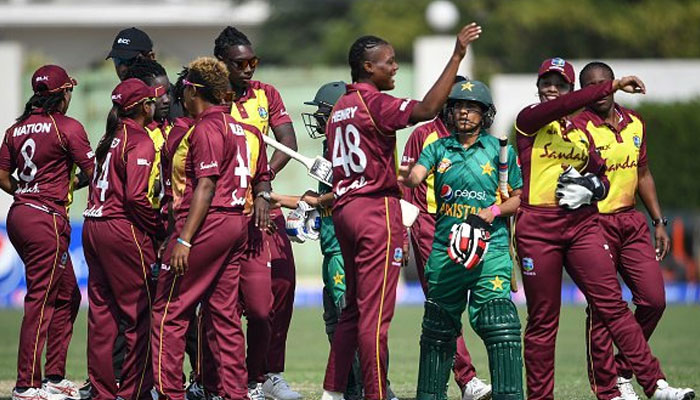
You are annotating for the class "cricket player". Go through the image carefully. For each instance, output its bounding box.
[213,26,300,400]
[0,65,93,400]
[575,62,671,400]
[400,75,491,400]
[83,78,165,400]
[515,57,694,400]
[321,23,482,400]
[150,57,272,400]
[400,80,524,400]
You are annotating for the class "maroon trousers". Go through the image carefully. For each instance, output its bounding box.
[516,205,664,400]
[8,205,80,389]
[266,211,296,374]
[410,210,477,389]
[238,217,273,384]
[152,212,248,400]
[83,218,154,400]
[587,209,666,398]
[324,196,403,400]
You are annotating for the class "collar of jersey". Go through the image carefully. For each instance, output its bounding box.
[582,103,633,132]
[348,82,379,94]
[195,104,230,122]
[445,130,487,150]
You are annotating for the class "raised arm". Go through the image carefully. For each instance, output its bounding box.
[409,24,481,124]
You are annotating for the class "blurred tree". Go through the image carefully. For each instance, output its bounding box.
[256,0,700,77]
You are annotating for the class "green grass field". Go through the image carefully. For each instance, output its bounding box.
[0,306,698,399]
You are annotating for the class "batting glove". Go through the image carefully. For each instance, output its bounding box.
[304,209,321,241]
[285,206,308,243]
[447,214,491,269]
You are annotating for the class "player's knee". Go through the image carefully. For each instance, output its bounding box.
[421,300,460,343]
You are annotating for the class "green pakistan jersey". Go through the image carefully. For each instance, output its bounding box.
[319,140,341,255]
[417,131,523,251]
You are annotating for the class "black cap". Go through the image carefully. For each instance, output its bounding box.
[106,27,153,60]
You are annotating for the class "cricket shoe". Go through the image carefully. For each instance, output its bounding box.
[386,384,398,400]
[77,381,92,400]
[462,377,492,400]
[262,374,302,400]
[13,387,67,400]
[42,378,82,400]
[616,376,641,400]
[186,380,206,400]
[248,383,266,400]
[652,380,695,400]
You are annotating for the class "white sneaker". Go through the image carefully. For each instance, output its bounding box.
[320,391,343,400]
[42,379,81,400]
[617,376,641,400]
[262,374,302,400]
[652,379,695,400]
[13,387,66,400]
[462,377,492,400]
[248,383,266,400]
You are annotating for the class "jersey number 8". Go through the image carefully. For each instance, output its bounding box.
[332,124,367,178]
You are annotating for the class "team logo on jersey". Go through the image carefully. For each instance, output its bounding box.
[110,138,121,148]
[440,184,454,201]
[633,135,641,148]
[258,106,268,120]
[60,252,68,267]
[437,158,452,173]
[392,247,403,266]
[522,257,535,275]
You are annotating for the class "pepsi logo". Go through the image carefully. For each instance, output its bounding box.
[440,184,453,201]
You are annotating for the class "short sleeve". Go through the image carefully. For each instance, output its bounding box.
[0,131,14,172]
[637,116,648,168]
[190,121,223,179]
[401,125,426,166]
[61,118,95,173]
[366,92,417,134]
[507,145,523,190]
[265,84,293,129]
[417,141,438,171]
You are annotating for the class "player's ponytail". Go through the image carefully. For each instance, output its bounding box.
[95,103,139,177]
[16,90,67,123]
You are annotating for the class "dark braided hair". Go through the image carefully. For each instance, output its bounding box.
[94,104,140,177]
[348,35,389,82]
[16,87,67,123]
[173,66,189,107]
[579,61,615,87]
[124,59,167,86]
[214,26,252,60]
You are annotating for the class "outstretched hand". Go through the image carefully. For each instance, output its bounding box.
[614,76,646,94]
[453,23,482,59]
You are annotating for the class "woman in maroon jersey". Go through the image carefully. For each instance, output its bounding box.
[0,65,94,400]
[82,78,164,400]
[514,58,693,400]
[151,57,271,400]
[322,23,481,400]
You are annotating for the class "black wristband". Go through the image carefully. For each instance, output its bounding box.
[652,217,668,227]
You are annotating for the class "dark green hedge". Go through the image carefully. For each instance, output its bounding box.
[636,99,700,210]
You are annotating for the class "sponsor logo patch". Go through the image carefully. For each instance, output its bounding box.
[633,135,641,148]
[117,37,131,45]
[137,158,151,166]
[437,158,452,173]
[440,184,453,201]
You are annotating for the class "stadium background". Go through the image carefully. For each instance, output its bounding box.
[0,1,698,397]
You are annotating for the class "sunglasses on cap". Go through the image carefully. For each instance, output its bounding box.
[230,57,260,70]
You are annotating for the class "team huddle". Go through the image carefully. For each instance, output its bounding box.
[0,20,695,400]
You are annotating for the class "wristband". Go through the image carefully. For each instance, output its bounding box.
[177,237,192,248]
[488,205,502,217]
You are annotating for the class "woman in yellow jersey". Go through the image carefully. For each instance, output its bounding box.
[514,57,693,400]
[575,61,672,400]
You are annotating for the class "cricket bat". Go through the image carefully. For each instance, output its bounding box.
[498,136,519,292]
[261,134,419,227]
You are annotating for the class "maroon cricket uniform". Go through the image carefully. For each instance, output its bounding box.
[515,81,665,400]
[151,105,271,400]
[323,82,416,400]
[574,106,666,398]
[161,116,194,226]
[83,117,162,400]
[400,118,477,389]
[0,109,93,389]
[229,80,296,376]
